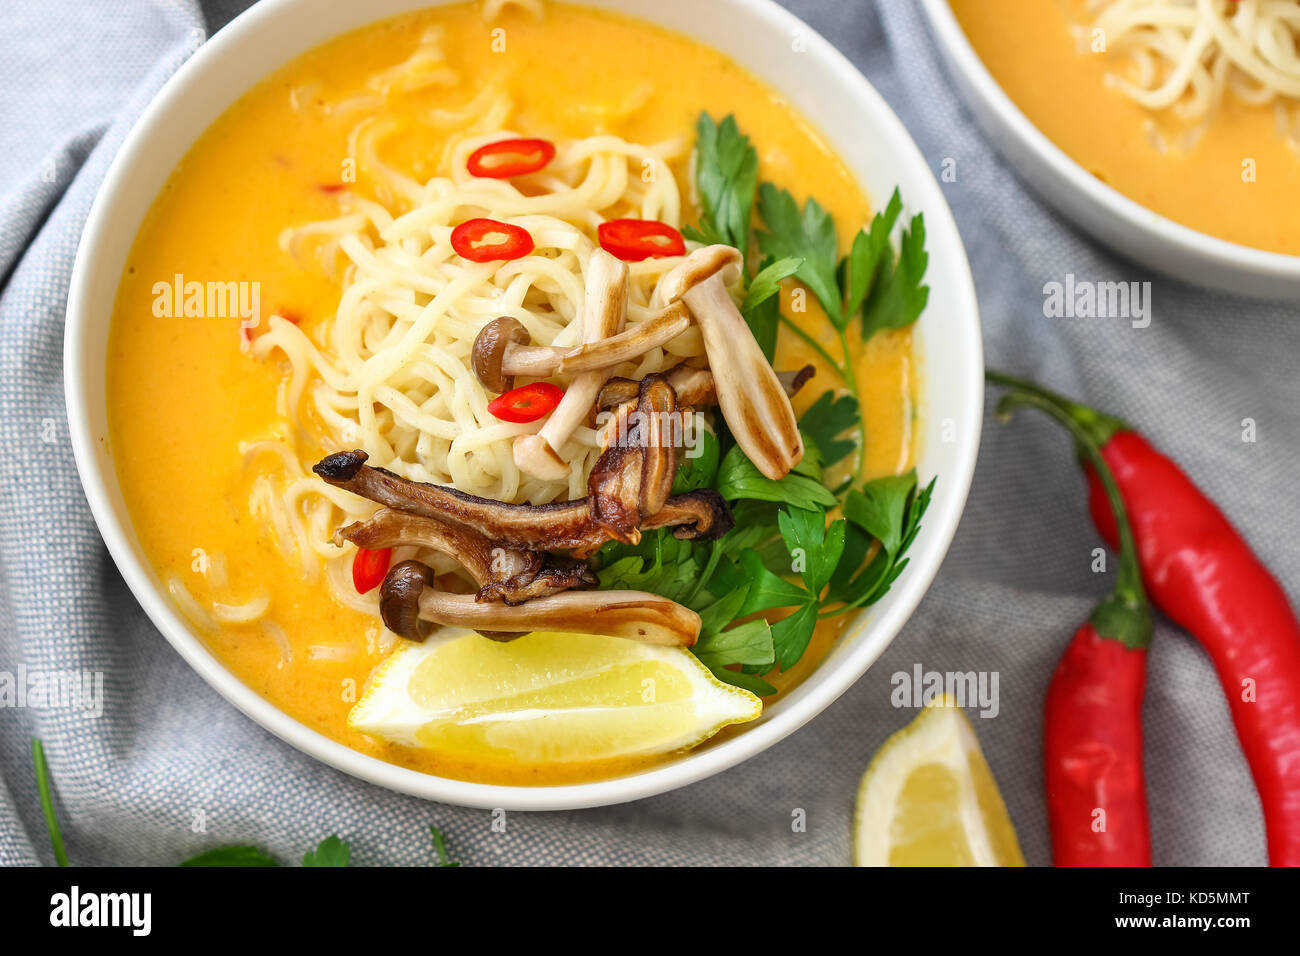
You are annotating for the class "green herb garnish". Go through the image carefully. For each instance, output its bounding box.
[302,834,351,867]
[431,825,460,867]
[587,113,937,692]
[684,112,759,252]
[179,845,281,867]
[32,739,69,867]
[755,182,929,480]
[32,737,457,866]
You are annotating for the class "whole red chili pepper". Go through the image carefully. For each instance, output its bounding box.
[989,370,1300,867]
[995,382,1153,866]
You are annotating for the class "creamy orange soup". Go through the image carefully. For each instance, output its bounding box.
[107,1,916,785]
[951,0,1300,255]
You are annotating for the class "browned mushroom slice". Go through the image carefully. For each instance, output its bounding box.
[642,489,735,540]
[659,245,803,480]
[514,248,631,480]
[381,560,700,645]
[778,364,816,397]
[314,450,730,557]
[335,507,592,604]
[316,450,595,549]
[335,507,532,586]
[587,372,679,541]
[476,557,595,607]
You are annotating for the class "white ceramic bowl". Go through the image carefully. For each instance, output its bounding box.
[920,0,1300,299]
[65,0,983,810]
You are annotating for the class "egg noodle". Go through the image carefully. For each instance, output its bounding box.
[173,15,704,644]
[1084,0,1300,146]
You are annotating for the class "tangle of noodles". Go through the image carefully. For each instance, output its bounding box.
[246,20,700,621]
[1085,0,1300,143]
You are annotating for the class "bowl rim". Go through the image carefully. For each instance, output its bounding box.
[918,0,1300,283]
[64,0,983,810]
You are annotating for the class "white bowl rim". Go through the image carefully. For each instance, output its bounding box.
[919,0,1300,283]
[64,0,983,810]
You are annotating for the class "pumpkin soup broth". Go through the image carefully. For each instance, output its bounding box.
[950,0,1300,255]
[107,1,915,785]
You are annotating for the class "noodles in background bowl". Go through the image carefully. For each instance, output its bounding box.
[1084,0,1300,146]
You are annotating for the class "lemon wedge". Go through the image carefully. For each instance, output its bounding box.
[349,628,761,765]
[853,696,1026,866]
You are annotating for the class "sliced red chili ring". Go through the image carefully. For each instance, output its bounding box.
[597,219,686,262]
[352,547,393,594]
[451,218,535,262]
[487,382,564,423]
[466,138,556,178]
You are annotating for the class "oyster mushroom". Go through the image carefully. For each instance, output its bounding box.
[380,559,700,645]
[587,372,679,541]
[513,248,629,480]
[314,450,732,558]
[335,507,595,605]
[658,245,803,480]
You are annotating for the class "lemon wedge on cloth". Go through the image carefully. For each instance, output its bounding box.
[349,629,761,764]
[853,697,1026,866]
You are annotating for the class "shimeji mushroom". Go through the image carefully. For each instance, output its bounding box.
[597,363,816,412]
[380,559,701,645]
[470,302,691,391]
[513,248,630,481]
[657,246,803,480]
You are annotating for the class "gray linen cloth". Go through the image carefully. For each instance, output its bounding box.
[1,0,1290,866]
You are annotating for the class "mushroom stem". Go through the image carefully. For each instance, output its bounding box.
[473,302,693,392]
[598,363,815,411]
[661,246,803,480]
[555,301,690,373]
[417,590,700,645]
[497,342,567,379]
[514,249,629,480]
[380,560,700,645]
[686,272,803,478]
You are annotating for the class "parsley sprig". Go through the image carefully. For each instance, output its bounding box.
[592,113,936,694]
[31,738,461,867]
[689,113,929,480]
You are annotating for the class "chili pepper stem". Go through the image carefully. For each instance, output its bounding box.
[985,369,1128,449]
[989,372,1152,650]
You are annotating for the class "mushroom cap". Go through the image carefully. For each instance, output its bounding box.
[657,245,744,304]
[472,316,531,393]
[512,433,569,482]
[379,560,438,641]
